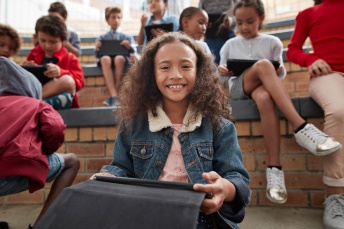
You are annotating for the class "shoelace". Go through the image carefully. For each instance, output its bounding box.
[268,169,284,189]
[301,124,327,143]
[326,195,344,218]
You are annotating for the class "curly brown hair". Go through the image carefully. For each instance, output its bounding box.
[119,32,232,129]
[0,23,21,54]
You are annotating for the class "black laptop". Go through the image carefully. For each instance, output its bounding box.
[145,23,174,42]
[97,40,129,56]
[21,65,52,85]
[227,59,280,76]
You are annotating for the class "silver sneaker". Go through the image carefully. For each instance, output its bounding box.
[324,194,344,229]
[294,124,342,156]
[266,167,287,204]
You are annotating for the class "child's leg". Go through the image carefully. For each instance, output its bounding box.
[114,55,126,95]
[34,153,79,226]
[100,56,116,97]
[243,59,304,130]
[251,86,281,166]
[42,75,75,99]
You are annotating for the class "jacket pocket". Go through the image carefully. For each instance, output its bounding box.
[196,143,214,171]
[130,143,154,177]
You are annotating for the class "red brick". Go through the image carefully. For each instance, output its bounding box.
[93,127,107,141]
[310,191,326,208]
[258,190,309,207]
[235,121,251,136]
[65,127,78,141]
[286,173,325,189]
[306,155,323,171]
[239,138,266,155]
[66,143,105,157]
[248,190,258,206]
[243,155,256,171]
[106,143,115,157]
[86,158,113,172]
[79,127,93,142]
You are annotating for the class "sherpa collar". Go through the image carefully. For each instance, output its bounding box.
[148,103,202,133]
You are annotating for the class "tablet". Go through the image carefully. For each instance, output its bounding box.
[21,65,51,85]
[145,23,174,42]
[97,40,129,56]
[227,59,280,76]
[94,175,194,191]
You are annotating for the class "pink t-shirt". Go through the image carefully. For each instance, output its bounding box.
[158,124,190,183]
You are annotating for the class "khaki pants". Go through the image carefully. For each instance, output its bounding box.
[309,72,344,187]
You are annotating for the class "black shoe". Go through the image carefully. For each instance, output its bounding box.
[28,224,34,229]
[0,222,9,229]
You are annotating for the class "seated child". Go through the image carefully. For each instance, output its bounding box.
[0,56,80,229]
[23,14,84,110]
[178,6,212,55]
[137,0,179,50]
[0,23,21,58]
[95,6,136,107]
[91,32,250,229]
[47,1,81,57]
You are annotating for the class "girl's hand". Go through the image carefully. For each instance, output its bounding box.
[89,172,116,180]
[308,59,332,77]
[44,63,61,78]
[120,40,131,50]
[193,172,236,215]
[141,14,149,26]
[218,64,233,76]
[95,40,102,51]
[150,28,165,37]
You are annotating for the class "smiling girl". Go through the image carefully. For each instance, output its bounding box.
[92,32,250,229]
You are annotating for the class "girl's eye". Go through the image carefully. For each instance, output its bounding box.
[182,65,191,69]
[160,66,169,70]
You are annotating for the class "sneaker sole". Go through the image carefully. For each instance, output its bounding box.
[103,101,110,107]
[311,143,342,156]
[266,192,287,204]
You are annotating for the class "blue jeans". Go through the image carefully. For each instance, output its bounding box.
[0,153,65,196]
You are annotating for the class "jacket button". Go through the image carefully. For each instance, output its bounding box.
[155,161,163,168]
[181,134,188,141]
[140,146,146,155]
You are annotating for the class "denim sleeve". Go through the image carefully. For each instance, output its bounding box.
[101,123,136,177]
[213,119,251,223]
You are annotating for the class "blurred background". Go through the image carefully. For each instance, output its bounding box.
[0,0,313,36]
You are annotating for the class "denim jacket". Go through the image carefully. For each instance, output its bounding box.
[102,105,250,228]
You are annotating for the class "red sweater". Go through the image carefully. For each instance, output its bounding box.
[287,0,344,74]
[27,46,85,108]
[0,95,66,193]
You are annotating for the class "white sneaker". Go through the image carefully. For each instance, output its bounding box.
[294,124,342,156]
[266,167,287,204]
[324,194,344,229]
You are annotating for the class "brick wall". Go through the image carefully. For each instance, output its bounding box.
[1,117,327,208]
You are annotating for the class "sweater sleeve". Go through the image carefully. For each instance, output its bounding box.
[287,11,319,67]
[39,102,66,154]
[60,54,85,92]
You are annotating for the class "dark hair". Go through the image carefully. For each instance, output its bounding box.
[314,0,322,5]
[0,23,21,53]
[119,32,232,129]
[179,7,204,31]
[105,6,122,20]
[35,15,68,41]
[234,0,265,29]
[148,0,168,3]
[48,2,68,20]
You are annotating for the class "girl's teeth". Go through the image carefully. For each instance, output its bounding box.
[168,85,183,89]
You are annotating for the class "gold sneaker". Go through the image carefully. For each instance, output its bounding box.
[294,124,342,156]
[266,167,287,204]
